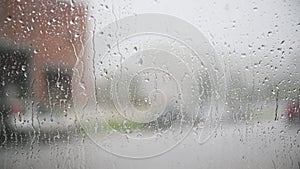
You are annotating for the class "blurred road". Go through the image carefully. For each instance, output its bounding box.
[0,120,299,169]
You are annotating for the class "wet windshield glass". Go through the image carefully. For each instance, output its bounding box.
[0,0,299,168]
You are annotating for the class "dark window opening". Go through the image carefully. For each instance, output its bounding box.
[45,67,73,112]
[0,46,31,115]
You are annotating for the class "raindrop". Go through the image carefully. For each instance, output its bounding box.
[70,19,75,25]
[5,16,12,22]
[33,49,38,54]
[241,53,247,58]
[232,20,236,28]
[21,65,26,71]
[267,31,272,37]
[103,68,108,75]
[264,77,269,82]
[138,58,143,66]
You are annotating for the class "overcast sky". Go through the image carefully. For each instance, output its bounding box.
[86,0,300,88]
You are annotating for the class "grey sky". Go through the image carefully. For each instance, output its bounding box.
[87,0,300,88]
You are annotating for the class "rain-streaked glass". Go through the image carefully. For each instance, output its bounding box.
[0,0,299,168]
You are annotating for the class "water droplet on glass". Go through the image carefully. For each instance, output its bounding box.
[75,33,80,38]
[103,68,108,75]
[138,58,143,66]
[70,20,75,25]
[241,53,246,58]
[107,44,111,49]
[267,31,272,37]
[21,65,26,71]
[33,49,38,54]
[5,16,12,22]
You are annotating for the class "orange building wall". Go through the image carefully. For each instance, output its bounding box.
[0,0,88,108]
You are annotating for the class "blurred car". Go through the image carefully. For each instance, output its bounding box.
[1,91,77,142]
[145,103,187,130]
[285,99,300,122]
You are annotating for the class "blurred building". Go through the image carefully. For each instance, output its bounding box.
[0,0,88,112]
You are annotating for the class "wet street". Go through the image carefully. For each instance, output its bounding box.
[0,120,299,169]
